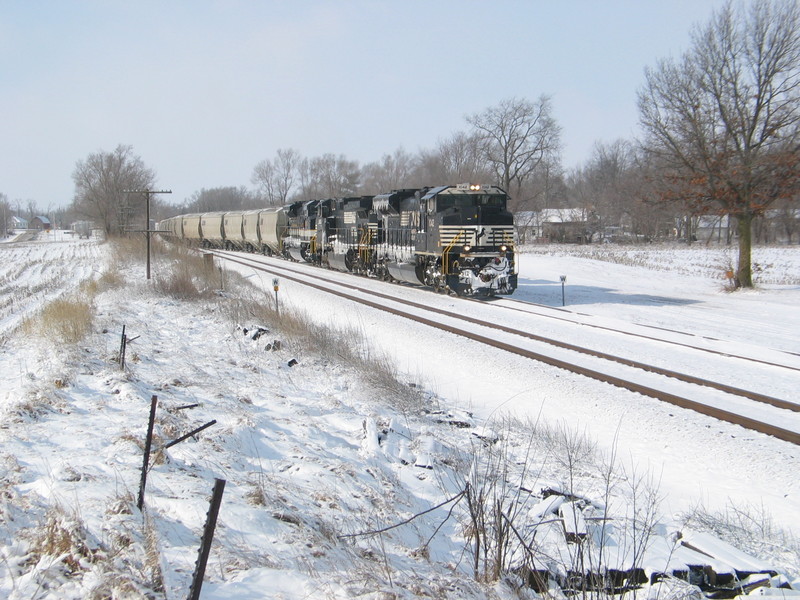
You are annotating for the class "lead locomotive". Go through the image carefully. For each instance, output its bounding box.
[161,184,518,297]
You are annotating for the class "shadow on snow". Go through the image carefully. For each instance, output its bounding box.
[512,278,701,308]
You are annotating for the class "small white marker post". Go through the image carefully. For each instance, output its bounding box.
[273,278,280,318]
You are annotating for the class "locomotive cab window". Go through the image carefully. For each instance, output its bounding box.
[436,194,507,212]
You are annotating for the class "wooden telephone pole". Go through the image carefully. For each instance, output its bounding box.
[123,189,171,279]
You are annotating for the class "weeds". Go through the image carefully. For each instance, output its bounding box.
[142,514,165,593]
[26,507,99,577]
[225,289,428,413]
[679,501,800,579]
[24,297,94,344]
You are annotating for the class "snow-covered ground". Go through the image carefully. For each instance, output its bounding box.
[1,234,798,599]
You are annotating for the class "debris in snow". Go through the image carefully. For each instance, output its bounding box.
[272,511,302,526]
[361,417,383,455]
[414,432,438,469]
[397,442,415,465]
[240,324,269,340]
[559,501,588,543]
[388,416,412,440]
[426,408,475,429]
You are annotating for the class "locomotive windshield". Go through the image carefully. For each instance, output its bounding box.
[436,193,507,211]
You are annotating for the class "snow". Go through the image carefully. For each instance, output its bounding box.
[1,234,799,599]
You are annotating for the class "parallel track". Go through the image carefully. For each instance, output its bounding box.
[487,297,800,368]
[212,249,800,445]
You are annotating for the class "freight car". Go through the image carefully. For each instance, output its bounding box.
[160,184,518,296]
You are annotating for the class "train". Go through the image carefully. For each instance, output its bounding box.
[159,183,518,296]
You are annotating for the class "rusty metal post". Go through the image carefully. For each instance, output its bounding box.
[188,478,226,600]
[137,395,158,510]
[164,420,217,449]
[119,325,127,370]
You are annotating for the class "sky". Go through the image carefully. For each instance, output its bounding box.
[1,0,731,209]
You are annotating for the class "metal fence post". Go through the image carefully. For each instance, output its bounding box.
[188,478,226,600]
[137,395,158,510]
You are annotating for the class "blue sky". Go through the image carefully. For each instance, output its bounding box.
[1,0,729,209]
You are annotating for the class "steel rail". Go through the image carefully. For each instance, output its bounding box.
[212,250,800,445]
[489,297,800,370]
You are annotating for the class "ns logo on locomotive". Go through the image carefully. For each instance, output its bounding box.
[160,183,518,297]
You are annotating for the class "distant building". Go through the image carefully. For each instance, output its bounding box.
[516,208,590,244]
[71,221,94,239]
[11,215,28,229]
[30,216,51,230]
[694,214,731,243]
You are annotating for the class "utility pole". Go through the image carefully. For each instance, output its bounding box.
[123,189,172,279]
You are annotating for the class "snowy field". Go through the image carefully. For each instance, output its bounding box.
[0,233,798,599]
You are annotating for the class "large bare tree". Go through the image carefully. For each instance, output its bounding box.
[251,148,301,206]
[72,144,156,235]
[467,96,561,198]
[638,0,800,287]
[360,147,417,194]
[297,153,360,200]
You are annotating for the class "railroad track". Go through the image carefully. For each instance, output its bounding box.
[211,249,800,445]
[486,296,800,368]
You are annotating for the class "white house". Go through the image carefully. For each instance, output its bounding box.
[11,215,28,229]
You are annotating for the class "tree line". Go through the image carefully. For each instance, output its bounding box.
[5,0,797,289]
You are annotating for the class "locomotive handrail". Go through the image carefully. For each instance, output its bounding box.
[358,227,372,265]
[441,229,464,275]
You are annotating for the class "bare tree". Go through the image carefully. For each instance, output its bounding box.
[467,96,562,198]
[360,147,417,194]
[638,0,800,287]
[436,131,491,183]
[296,153,360,200]
[71,144,156,235]
[183,186,256,213]
[0,193,9,236]
[26,199,40,221]
[517,155,566,213]
[586,140,638,237]
[251,148,301,205]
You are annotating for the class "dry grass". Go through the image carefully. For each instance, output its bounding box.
[151,243,224,299]
[227,292,427,412]
[27,507,98,575]
[108,235,147,266]
[142,514,165,593]
[24,296,94,344]
[81,269,124,297]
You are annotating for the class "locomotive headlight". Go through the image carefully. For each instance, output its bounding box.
[469,184,481,191]
[463,244,472,253]
[500,244,507,252]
